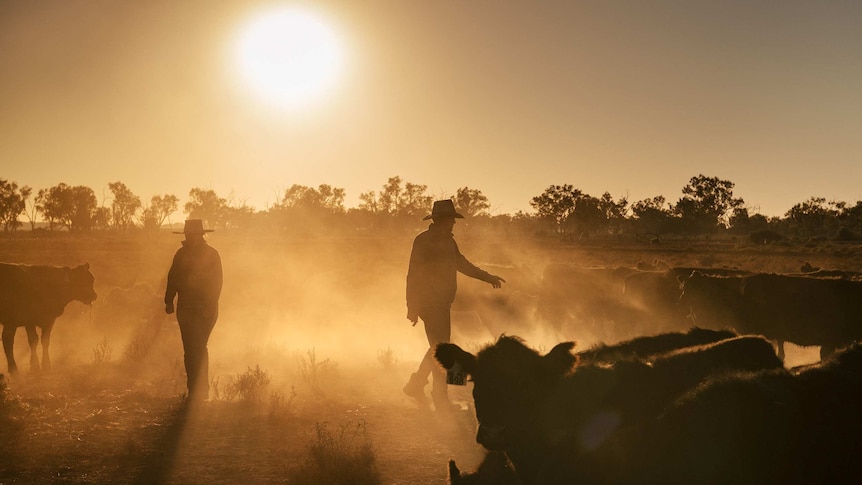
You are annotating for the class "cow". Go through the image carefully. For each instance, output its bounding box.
[0,263,97,374]
[576,327,738,366]
[680,271,862,360]
[435,334,782,484]
[622,267,752,335]
[538,342,862,484]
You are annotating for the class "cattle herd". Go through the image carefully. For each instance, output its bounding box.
[3,260,862,483]
[444,263,862,483]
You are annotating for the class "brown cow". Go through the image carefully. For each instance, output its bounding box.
[0,263,97,374]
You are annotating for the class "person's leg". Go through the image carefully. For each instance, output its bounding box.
[420,306,456,410]
[404,304,450,406]
[177,307,217,400]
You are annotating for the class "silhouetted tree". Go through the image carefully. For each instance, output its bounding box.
[454,187,490,218]
[357,177,432,234]
[784,197,841,239]
[140,194,180,231]
[36,183,98,231]
[0,179,31,232]
[279,184,346,213]
[674,174,744,233]
[567,195,605,237]
[108,181,142,231]
[631,196,673,238]
[530,184,582,235]
[598,192,629,235]
[184,188,227,229]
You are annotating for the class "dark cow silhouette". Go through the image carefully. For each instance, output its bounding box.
[436,334,782,483]
[622,267,752,334]
[576,327,738,366]
[680,271,862,359]
[0,263,97,374]
[538,343,862,484]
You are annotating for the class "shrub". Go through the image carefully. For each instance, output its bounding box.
[286,421,381,485]
[299,349,338,398]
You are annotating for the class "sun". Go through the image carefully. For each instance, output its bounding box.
[234,7,344,109]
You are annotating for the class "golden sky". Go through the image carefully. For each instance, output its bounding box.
[1,0,861,217]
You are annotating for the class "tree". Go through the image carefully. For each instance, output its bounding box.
[184,188,227,229]
[454,187,491,218]
[140,194,180,231]
[279,184,346,213]
[360,176,432,218]
[36,183,98,231]
[598,192,629,235]
[674,174,744,233]
[631,195,673,237]
[530,184,582,235]
[108,181,142,231]
[0,180,31,232]
[784,197,840,239]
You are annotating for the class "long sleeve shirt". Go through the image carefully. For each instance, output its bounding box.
[165,240,223,309]
[406,223,492,313]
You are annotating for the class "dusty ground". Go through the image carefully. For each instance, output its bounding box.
[0,234,857,483]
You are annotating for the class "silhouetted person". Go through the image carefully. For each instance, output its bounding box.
[165,219,223,402]
[404,200,505,412]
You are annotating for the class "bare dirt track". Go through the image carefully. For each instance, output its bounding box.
[1,232,859,483]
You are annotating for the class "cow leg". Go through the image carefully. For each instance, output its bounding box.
[40,323,53,371]
[2,325,18,375]
[26,326,41,372]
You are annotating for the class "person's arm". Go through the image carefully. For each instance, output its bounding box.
[455,242,506,288]
[164,251,180,314]
[406,236,425,324]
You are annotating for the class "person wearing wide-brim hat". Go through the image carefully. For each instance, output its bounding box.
[404,200,505,412]
[164,219,222,403]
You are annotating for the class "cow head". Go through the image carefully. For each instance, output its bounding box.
[436,336,576,451]
[65,263,97,304]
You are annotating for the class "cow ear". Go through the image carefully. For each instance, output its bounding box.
[448,460,462,482]
[543,341,576,376]
[435,343,477,375]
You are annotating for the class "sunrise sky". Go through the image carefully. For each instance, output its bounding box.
[1,0,860,217]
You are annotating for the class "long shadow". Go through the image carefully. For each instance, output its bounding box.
[132,400,195,485]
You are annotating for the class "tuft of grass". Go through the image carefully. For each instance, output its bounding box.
[212,365,272,407]
[299,349,338,398]
[376,346,398,370]
[268,386,297,421]
[91,337,113,366]
[0,374,25,435]
[286,420,381,485]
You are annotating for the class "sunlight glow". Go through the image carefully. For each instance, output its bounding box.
[234,7,343,109]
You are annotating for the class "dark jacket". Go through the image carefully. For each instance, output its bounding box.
[406,222,492,313]
[165,241,223,310]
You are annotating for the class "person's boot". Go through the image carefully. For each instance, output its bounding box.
[403,372,430,408]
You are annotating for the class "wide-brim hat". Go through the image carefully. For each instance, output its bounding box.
[423,199,464,220]
[173,219,215,235]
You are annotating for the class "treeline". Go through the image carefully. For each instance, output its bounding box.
[1,174,861,243]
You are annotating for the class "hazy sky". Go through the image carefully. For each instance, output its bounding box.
[2,0,861,217]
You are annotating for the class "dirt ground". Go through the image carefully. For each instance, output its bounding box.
[0,234,857,483]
